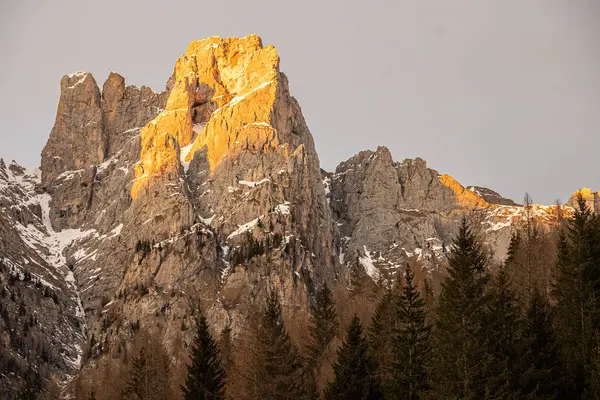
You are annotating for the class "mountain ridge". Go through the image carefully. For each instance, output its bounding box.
[0,35,596,397]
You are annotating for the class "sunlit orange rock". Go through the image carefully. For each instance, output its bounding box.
[131,34,282,200]
[439,174,489,209]
[565,187,600,213]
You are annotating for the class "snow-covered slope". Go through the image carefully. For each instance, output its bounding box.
[0,159,87,395]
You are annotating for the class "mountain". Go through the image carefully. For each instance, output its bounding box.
[0,35,594,397]
[467,185,519,206]
[325,147,572,285]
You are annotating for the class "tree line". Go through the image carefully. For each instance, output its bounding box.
[172,195,597,399]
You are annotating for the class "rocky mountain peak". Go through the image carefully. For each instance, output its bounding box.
[566,188,600,213]
[467,186,519,206]
[17,36,335,395]
[40,72,103,184]
[39,67,169,231]
[132,34,283,200]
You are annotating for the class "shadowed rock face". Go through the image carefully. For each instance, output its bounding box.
[41,73,104,184]
[40,70,170,232]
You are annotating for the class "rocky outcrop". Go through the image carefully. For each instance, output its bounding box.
[326,147,463,284]
[566,188,599,213]
[23,36,337,396]
[102,72,169,157]
[467,186,519,206]
[123,35,335,342]
[41,73,104,184]
[40,71,169,232]
[326,146,565,283]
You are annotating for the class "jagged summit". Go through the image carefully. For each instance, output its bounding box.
[10,35,335,396]
[40,68,169,187]
[132,34,286,199]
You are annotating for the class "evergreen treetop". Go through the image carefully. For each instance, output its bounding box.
[307,282,339,368]
[181,310,226,400]
[391,263,430,400]
[429,217,491,399]
[325,315,383,400]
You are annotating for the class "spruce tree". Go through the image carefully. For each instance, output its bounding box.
[391,263,430,400]
[125,346,152,400]
[307,282,339,369]
[181,310,226,400]
[325,315,383,400]
[429,217,490,399]
[553,195,600,396]
[519,289,564,399]
[248,289,315,399]
[484,265,522,399]
[368,285,397,396]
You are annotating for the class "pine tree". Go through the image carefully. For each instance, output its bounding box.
[391,263,430,400]
[307,282,339,369]
[519,289,564,399]
[181,310,226,400]
[428,217,490,399]
[325,315,383,400]
[553,194,600,396]
[125,346,151,399]
[246,289,315,399]
[484,265,522,399]
[522,193,542,299]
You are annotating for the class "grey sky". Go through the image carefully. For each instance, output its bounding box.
[1,0,598,205]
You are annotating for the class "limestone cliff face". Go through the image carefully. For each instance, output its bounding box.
[132,35,280,198]
[31,35,336,389]
[128,35,332,258]
[439,174,489,209]
[326,146,566,284]
[41,71,169,232]
[41,73,104,184]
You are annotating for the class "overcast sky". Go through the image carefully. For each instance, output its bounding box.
[1,0,598,205]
